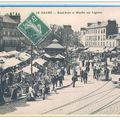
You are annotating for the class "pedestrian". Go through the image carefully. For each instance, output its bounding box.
[11,85,18,102]
[92,60,95,68]
[84,70,88,84]
[41,81,46,100]
[82,60,85,67]
[60,67,65,80]
[58,74,63,87]
[27,85,35,101]
[83,69,88,84]
[33,82,39,98]
[51,75,57,93]
[104,67,110,81]
[25,82,29,94]
[80,68,84,82]
[51,75,55,90]
[55,75,59,87]
[93,65,96,79]
[0,85,5,105]
[72,75,77,88]
[67,65,71,75]
[38,81,43,97]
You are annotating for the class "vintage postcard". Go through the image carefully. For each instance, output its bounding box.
[0,1,120,116]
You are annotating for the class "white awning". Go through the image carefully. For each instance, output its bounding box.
[86,47,104,53]
[18,52,31,61]
[33,58,47,66]
[0,57,7,61]
[104,47,115,52]
[22,65,39,74]
[55,54,65,59]
[3,57,22,69]
[8,50,19,56]
[0,51,10,57]
[43,53,51,58]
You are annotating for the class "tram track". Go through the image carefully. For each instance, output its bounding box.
[41,81,111,114]
[67,88,115,114]
[90,94,120,114]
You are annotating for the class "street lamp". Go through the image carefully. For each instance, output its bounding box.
[0,59,5,105]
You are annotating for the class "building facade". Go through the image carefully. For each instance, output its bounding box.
[80,20,118,48]
[105,34,120,48]
[0,13,26,52]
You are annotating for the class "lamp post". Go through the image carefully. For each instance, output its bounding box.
[0,59,5,105]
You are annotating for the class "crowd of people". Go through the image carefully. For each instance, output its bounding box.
[71,58,110,88]
[0,60,66,104]
[0,51,112,105]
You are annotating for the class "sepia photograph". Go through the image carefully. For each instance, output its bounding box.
[0,2,120,116]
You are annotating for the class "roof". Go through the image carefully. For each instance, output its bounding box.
[3,57,21,69]
[114,34,120,40]
[33,58,47,66]
[87,21,108,28]
[46,39,65,49]
[3,15,17,24]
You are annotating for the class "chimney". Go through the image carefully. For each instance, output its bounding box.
[87,23,93,27]
[97,21,101,25]
[9,12,21,23]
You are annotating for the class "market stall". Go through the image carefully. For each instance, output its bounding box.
[22,65,39,74]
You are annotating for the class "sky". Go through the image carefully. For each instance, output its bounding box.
[0,7,120,31]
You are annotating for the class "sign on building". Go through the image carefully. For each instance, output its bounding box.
[18,12,50,45]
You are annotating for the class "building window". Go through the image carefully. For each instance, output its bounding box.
[101,42,102,46]
[103,29,106,33]
[98,36,100,40]
[113,42,115,47]
[98,29,100,33]
[109,42,111,47]
[8,31,10,36]
[98,42,99,46]
[103,42,105,46]
[106,41,108,46]
[103,35,106,40]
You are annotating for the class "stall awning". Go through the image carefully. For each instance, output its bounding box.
[0,51,10,57]
[86,47,104,53]
[8,50,19,56]
[3,57,22,69]
[104,47,116,52]
[55,54,65,59]
[33,58,47,66]
[18,52,31,61]
[43,53,51,58]
[22,65,39,74]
